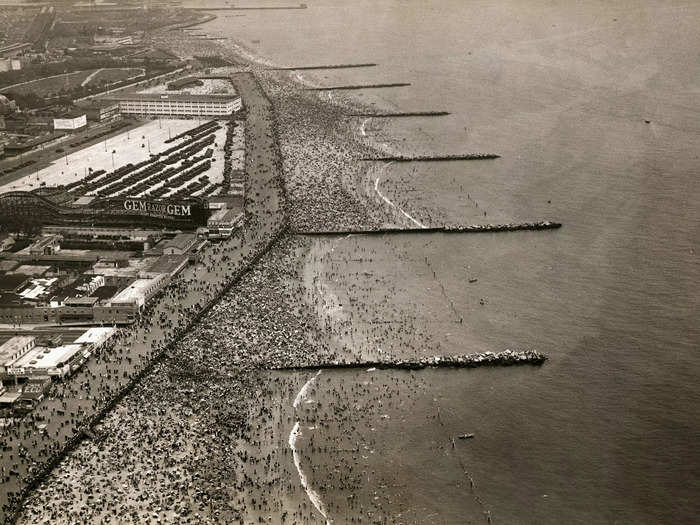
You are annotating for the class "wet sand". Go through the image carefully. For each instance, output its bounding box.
[5,24,545,525]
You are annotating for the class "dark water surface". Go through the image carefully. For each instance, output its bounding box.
[202,1,699,523]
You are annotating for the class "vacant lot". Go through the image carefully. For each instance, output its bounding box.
[0,70,95,96]
[83,67,146,87]
[1,68,148,97]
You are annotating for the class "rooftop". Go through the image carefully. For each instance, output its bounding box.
[64,296,99,306]
[158,233,196,251]
[0,391,21,405]
[11,344,83,370]
[209,208,242,223]
[0,261,19,272]
[109,278,155,306]
[0,273,29,293]
[146,254,188,276]
[74,99,120,109]
[0,336,35,364]
[55,111,86,120]
[74,327,115,345]
[104,92,239,103]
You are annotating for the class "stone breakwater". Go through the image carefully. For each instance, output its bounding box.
[306,82,412,91]
[185,4,307,11]
[294,220,562,235]
[361,153,500,161]
[271,350,548,371]
[448,220,562,232]
[269,63,377,71]
[349,111,450,117]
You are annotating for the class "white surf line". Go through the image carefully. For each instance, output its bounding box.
[360,117,371,137]
[374,169,427,228]
[289,370,332,524]
[289,423,332,524]
[293,369,321,408]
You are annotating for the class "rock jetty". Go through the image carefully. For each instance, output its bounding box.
[271,349,548,371]
[294,220,562,236]
[361,153,500,161]
[306,82,412,91]
[349,111,450,117]
[269,63,377,70]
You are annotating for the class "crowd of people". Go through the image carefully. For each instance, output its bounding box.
[3,31,504,525]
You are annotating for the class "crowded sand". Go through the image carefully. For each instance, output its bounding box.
[3,27,544,525]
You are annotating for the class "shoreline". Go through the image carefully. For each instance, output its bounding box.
[6,16,546,525]
[4,26,420,522]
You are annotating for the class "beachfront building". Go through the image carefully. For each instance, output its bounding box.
[0,328,115,384]
[74,99,120,123]
[0,336,36,378]
[8,343,84,378]
[108,274,169,310]
[105,93,242,117]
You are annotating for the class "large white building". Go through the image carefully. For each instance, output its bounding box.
[105,93,242,117]
[53,113,87,131]
[0,58,21,72]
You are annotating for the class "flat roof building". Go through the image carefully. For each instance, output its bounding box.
[53,113,87,131]
[74,327,115,346]
[104,93,242,117]
[142,254,189,278]
[109,275,167,309]
[74,99,120,123]
[8,343,83,378]
[0,336,36,373]
[154,233,197,255]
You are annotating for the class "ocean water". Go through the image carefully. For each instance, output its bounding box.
[201,1,699,523]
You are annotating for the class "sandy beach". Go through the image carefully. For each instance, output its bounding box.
[4,28,443,522]
[9,2,697,523]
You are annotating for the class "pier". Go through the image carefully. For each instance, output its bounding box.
[271,350,548,371]
[306,83,411,91]
[362,153,500,161]
[294,221,562,236]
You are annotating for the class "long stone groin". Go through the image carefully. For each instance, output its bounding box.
[186,4,307,10]
[294,221,562,236]
[361,153,500,161]
[349,111,450,117]
[270,350,548,371]
[269,63,377,71]
[305,82,412,91]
